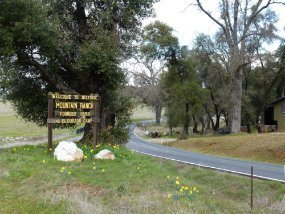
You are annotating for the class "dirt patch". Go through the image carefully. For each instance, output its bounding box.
[52,183,107,197]
[0,167,9,177]
[47,183,108,214]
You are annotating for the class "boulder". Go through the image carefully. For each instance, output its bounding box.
[54,141,84,162]
[94,149,115,160]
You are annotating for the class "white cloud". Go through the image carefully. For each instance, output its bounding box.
[144,0,285,49]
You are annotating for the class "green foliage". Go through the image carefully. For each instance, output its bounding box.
[161,48,209,130]
[0,0,157,143]
[140,20,179,61]
[242,45,285,127]
[99,92,132,145]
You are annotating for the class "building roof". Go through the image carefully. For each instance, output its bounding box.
[268,96,285,105]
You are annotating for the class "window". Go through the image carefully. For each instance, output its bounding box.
[282,103,285,114]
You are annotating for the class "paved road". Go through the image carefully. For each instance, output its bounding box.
[126,124,285,183]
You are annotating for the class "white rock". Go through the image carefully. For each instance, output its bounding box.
[94,149,115,160]
[54,141,84,162]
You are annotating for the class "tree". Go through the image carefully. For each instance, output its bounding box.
[194,0,283,133]
[132,21,178,124]
[193,34,232,132]
[0,0,157,144]
[162,46,209,137]
[245,45,285,131]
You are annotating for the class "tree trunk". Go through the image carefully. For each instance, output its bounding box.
[204,107,214,132]
[213,114,220,132]
[206,115,211,130]
[154,102,162,125]
[199,117,205,134]
[80,123,92,143]
[182,103,190,136]
[246,123,251,133]
[192,116,198,133]
[228,71,242,133]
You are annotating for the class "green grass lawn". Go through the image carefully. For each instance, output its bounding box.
[0,101,76,139]
[0,143,285,213]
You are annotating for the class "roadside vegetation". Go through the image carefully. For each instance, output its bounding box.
[167,133,285,164]
[136,122,285,164]
[1,143,285,213]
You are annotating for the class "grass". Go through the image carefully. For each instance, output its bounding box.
[0,101,77,139]
[166,133,285,164]
[0,143,285,213]
[131,104,154,122]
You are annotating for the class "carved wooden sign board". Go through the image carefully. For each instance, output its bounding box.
[47,93,101,151]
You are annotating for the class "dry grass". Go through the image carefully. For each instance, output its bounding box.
[0,166,9,177]
[0,102,13,114]
[131,105,154,121]
[49,183,179,214]
[168,133,285,164]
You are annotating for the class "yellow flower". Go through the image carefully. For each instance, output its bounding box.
[49,148,52,151]
[93,166,96,170]
[93,162,96,165]
[167,176,170,179]
[189,191,193,195]
[167,194,172,198]
[42,160,46,163]
[193,187,196,191]
[84,155,88,159]
[90,149,94,153]
[68,171,71,175]
[176,180,180,185]
[180,188,183,192]
[176,176,179,180]
[60,170,64,173]
[101,169,105,172]
[137,166,140,170]
[185,186,188,190]
[62,167,65,170]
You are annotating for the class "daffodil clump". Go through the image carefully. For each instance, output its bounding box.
[167,176,198,200]
[59,166,72,175]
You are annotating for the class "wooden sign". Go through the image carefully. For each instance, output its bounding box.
[47,92,101,151]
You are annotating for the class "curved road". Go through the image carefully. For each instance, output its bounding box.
[126,124,285,183]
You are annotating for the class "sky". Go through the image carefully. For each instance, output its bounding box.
[143,0,285,49]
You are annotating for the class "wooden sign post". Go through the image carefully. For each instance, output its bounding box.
[47,93,101,152]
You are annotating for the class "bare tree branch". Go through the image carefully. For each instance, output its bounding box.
[195,0,230,43]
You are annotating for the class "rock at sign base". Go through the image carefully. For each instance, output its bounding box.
[94,149,115,160]
[54,141,84,162]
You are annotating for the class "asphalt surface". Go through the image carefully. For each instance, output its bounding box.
[126,124,285,183]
